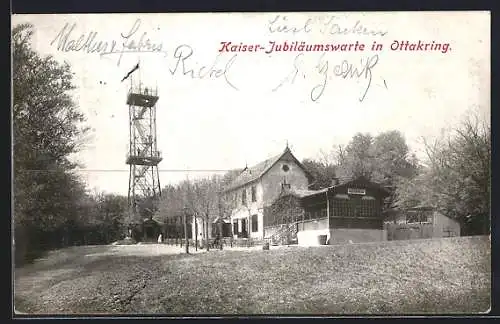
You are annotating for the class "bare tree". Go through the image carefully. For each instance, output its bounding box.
[191,177,222,251]
[395,109,490,235]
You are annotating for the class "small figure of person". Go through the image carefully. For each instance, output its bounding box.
[157,233,162,244]
[213,233,221,250]
[217,233,223,250]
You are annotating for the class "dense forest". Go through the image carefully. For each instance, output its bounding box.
[13,23,490,265]
[13,23,130,265]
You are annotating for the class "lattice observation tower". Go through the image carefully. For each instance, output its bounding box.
[125,67,162,224]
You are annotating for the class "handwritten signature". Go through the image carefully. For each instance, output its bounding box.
[267,15,388,37]
[50,19,239,89]
[273,53,386,102]
[168,44,238,90]
[50,18,388,101]
[50,19,166,66]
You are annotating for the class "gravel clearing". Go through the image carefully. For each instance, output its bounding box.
[14,236,490,315]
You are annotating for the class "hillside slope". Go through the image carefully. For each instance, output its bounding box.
[14,236,490,315]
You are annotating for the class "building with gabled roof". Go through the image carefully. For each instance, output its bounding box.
[222,145,313,240]
[221,146,391,245]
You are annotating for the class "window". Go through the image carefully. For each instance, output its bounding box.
[242,189,247,205]
[252,214,258,232]
[358,196,378,218]
[233,221,238,234]
[333,198,353,217]
[282,164,290,172]
[406,211,432,223]
[251,186,256,202]
[281,182,291,190]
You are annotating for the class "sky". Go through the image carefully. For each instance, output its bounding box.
[12,12,490,195]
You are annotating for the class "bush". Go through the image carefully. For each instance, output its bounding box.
[114,237,137,245]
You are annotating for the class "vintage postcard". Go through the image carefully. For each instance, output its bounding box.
[12,12,491,316]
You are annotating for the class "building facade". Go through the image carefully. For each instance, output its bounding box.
[222,146,312,240]
[266,176,390,245]
[384,207,461,240]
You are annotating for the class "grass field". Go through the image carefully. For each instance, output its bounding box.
[14,236,490,315]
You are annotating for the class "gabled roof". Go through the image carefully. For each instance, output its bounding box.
[223,146,312,192]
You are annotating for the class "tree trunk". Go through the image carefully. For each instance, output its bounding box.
[205,216,210,252]
[183,213,189,254]
[194,214,198,251]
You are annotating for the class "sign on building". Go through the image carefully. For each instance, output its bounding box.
[347,188,366,195]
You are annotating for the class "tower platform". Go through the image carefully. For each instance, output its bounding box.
[126,151,163,166]
[127,86,159,107]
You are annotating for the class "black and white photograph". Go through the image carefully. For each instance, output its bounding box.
[12,11,491,316]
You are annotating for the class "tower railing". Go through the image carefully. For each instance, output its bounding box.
[128,84,158,97]
[126,150,162,160]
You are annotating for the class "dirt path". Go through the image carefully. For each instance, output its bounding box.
[14,244,185,314]
[14,243,260,314]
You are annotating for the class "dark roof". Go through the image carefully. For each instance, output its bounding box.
[223,146,312,192]
[334,176,390,192]
[336,175,354,186]
[298,176,391,199]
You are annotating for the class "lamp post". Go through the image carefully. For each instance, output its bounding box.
[183,206,190,254]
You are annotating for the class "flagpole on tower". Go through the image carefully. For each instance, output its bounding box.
[136,56,140,91]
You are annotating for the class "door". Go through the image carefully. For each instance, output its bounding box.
[233,221,238,237]
[241,218,247,238]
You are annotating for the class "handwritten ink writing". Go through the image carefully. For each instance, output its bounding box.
[50,23,118,54]
[268,15,314,34]
[320,16,388,37]
[312,54,379,102]
[272,53,305,92]
[101,19,166,65]
[267,15,388,37]
[50,19,166,66]
[274,53,382,102]
[116,19,164,63]
[169,44,238,90]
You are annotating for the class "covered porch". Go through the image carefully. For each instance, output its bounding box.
[264,177,390,246]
